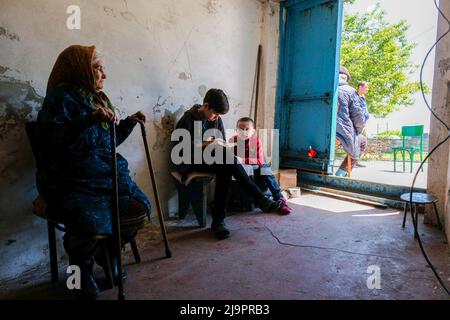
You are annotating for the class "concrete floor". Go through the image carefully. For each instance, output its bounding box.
[1,192,449,300]
[337,159,428,188]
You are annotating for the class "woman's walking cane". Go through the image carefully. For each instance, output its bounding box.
[110,124,125,300]
[140,123,172,258]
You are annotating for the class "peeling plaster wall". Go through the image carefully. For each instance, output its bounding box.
[0,0,278,281]
[426,0,450,245]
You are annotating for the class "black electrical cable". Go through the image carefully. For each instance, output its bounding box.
[409,0,450,296]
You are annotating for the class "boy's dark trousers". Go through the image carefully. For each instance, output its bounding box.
[186,147,267,225]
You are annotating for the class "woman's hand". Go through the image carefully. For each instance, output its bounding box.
[128,111,146,125]
[92,107,116,123]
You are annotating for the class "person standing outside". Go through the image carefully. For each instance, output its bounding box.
[335,66,367,177]
[356,81,370,167]
[357,81,370,124]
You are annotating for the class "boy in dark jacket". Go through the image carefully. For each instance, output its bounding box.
[171,89,289,240]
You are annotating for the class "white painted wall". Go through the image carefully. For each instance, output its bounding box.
[426,0,450,245]
[0,0,279,281]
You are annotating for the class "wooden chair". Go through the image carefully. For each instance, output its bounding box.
[32,195,115,286]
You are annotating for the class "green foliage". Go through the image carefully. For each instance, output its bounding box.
[376,130,402,139]
[359,152,428,162]
[340,2,427,118]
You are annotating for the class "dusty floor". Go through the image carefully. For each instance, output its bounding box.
[1,192,449,300]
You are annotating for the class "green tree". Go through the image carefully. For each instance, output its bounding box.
[340,2,425,118]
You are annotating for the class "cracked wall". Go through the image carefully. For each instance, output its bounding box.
[0,0,279,281]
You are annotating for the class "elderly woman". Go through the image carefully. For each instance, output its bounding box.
[36,45,151,299]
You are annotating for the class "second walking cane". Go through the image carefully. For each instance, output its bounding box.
[140,123,172,258]
[110,124,125,300]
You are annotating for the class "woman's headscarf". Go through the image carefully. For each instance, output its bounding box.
[47,45,96,94]
[47,45,113,129]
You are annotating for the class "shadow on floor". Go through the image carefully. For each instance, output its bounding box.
[2,193,449,300]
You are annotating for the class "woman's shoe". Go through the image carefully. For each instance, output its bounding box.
[75,258,100,300]
[95,251,127,286]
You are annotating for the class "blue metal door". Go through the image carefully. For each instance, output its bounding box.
[275,0,343,174]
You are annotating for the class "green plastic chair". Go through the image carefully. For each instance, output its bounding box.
[392,125,424,173]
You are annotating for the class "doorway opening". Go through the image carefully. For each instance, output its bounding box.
[275,0,435,199]
[335,0,437,190]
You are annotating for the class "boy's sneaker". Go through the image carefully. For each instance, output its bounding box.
[259,197,278,212]
[277,200,292,215]
[275,197,288,204]
[211,221,230,240]
[259,197,291,215]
